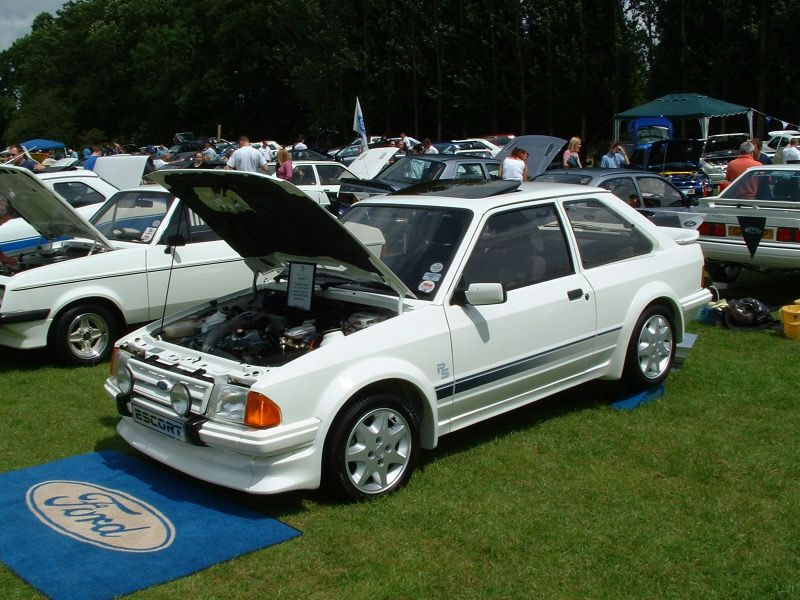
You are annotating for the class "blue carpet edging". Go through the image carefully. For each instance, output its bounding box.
[0,450,300,600]
[611,384,665,411]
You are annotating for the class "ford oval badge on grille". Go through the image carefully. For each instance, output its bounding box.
[156,380,170,391]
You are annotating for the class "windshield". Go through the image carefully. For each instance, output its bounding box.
[534,173,593,185]
[721,169,800,202]
[377,157,447,187]
[90,190,174,242]
[341,204,472,298]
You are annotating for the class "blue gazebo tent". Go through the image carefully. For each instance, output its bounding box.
[613,93,753,141]
[20,138,66,151]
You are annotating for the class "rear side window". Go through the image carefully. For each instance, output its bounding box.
[52,181,105,208]
[564,198,652,269]
[599,177,638,207]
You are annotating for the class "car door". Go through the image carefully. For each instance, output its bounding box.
[315,163,352,206]
[442,203,596,433]
[144,202,252,320]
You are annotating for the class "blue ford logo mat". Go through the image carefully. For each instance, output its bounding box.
[0,451,300,600]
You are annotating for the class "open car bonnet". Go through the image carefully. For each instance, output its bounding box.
[644,139,704,173]
[0,165,114,248]
[148,170,417,299]
[93,155,149,190]
[346,147,400,180]
[495,135,567,176]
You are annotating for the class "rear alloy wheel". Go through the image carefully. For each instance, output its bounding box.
[623,304,675,390]
[325,393,420,502]
[50,303,119,366]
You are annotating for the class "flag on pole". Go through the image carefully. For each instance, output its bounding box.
[353,97,368,151]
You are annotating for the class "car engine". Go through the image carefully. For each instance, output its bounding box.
[159,291,393,366]
[1,241,101,274]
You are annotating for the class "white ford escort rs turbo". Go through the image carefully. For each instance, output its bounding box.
[106,172,710,501]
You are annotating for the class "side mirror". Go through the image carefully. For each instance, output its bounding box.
[163,233,186,253]
[453,282,506,306]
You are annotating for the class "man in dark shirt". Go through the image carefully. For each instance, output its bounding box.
[7,144,43,172]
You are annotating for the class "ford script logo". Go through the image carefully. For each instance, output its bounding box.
[157,380,170,391]
[743,226,762,234]
[26,481,175,552]
[684,220,697,227]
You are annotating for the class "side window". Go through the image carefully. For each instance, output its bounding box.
[52,181,105,208]
[638,177,683,207]
[159,206,220,244]
[454,163,485,180]
[564,198,653,269]
[291,165,316,186]
[461,204,574,291]
[599,177,639,207]
[486,163,499,178]
[316,164,348,185]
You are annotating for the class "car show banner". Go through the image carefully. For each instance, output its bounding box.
[737,215,767,258]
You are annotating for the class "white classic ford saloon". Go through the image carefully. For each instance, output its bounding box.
[106,171,710,501]
[0,165,253,365]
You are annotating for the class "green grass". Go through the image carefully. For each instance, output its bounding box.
[2,270,799,599]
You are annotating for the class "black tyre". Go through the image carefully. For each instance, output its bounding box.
[706,262,741,284]
[50,303,119,366]
[324,393,420,502]
[622,304,675,390]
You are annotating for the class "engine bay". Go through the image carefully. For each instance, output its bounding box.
[158,289,395,366]
[1,240,101,275]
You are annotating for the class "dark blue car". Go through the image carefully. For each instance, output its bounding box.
[630,139,712,201]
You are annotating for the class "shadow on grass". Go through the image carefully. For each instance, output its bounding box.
[418,378,622,469]
[714,270,800,309]
[95,378,625,519]
[0,346,60,373]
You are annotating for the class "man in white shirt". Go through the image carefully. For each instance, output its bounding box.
[422,138,438,154]
[783,138,800,163]
[225,136,269,172]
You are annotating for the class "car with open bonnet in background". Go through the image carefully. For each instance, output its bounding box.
[105,170,710,501]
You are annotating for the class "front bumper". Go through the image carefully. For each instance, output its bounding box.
[107,378,323,494]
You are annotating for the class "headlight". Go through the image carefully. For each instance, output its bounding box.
[169,382,192,417]
[113,351,133,394]
[207,383,249,423]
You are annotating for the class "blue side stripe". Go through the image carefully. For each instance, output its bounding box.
[0,235,68,253]
[435,327,621,399]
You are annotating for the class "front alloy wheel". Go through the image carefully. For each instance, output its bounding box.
[325,393,420,501]
[50,303,119,366]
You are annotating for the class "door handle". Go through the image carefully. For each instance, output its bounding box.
[567,288,584,301]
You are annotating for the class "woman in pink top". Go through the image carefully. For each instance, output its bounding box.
[276,148,293,180]
[562,137,582,168]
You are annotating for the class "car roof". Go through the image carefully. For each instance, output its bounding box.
[36,168,103,181]
[537,168,653,177]
[361,181,604,213]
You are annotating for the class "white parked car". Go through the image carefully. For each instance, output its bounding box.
[0,166,254,365]
[106,171,710,501]
[0,156,147,252]
[693,164,800,281]
[452,138,502,157]
[263,160,359,206]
